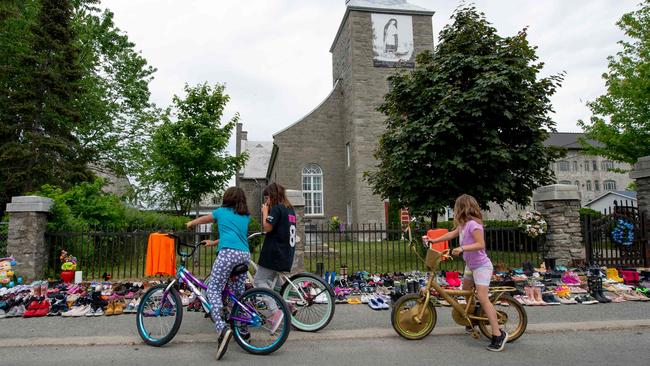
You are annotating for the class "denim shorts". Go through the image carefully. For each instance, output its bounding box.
[463,264,494,286]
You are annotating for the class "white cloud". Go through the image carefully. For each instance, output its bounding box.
[102,0,639,147]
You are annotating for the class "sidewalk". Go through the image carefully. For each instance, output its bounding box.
[1,301,649,347]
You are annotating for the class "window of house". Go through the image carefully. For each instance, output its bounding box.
[594,180,600,191]
[302,164,324,215]
[574,180,580,188]
[346,142,350,168]
[601,161,614,171]
[559,180,572,185]
[592,160,598,171]
[584,161,590,171]
[572,161,578,171]
[586,180,592,191]
[604,180,616,191]
[557,161,570,171]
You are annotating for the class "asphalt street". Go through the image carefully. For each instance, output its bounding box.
[1,302,649,365]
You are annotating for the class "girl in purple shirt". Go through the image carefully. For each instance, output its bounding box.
[423,194,508,351]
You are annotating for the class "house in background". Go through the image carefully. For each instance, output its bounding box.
[584,191,637,213]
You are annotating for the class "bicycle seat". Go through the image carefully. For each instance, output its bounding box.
[230,264,249,276]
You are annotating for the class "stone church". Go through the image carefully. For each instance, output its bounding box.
[237,0,435,226]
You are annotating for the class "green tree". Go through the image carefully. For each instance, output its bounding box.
[71,0,158,176]
[366,7,563,224]
[137,83,247,214]
[578,1,650,165]
[0,0,91,217]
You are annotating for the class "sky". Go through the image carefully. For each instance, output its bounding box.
[101,0,640,153]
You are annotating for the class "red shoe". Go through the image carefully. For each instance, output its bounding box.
[23,300,41,317]
[34,300,50,317]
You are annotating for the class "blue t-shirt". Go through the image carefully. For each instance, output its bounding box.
[212,207,250,252]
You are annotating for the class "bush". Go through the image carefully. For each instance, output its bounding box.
[580,208,603,219]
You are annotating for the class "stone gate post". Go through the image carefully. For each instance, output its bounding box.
[5,196,54,281]
[630,156,650,264]
[630,156,650,214]
[532,185,584,267]
[286,189,305,274]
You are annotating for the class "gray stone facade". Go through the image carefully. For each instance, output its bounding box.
[265,2,434,226]
[532,185,585,266]
[630,156,650,214]
[5,196,53,281]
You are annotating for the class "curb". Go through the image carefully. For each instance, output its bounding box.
[2,319,649,348]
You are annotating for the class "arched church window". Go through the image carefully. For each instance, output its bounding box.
[302,164,324,215]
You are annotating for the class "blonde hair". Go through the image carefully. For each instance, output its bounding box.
[453,194,483,229]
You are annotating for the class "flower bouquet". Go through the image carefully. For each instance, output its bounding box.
[518,210,547,238]
[59,250,77,283]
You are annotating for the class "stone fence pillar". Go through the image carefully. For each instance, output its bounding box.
[630,156,650,215]
[5,196,53,281]
[630,156,650,265]
[532,185,584,267]
[286,189,305,274]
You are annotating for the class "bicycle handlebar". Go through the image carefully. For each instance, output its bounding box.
[166,233,205,258]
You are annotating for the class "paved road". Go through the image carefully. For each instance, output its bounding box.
[1,302,649,365]
[2,330,649,366]
[2,301,649,340]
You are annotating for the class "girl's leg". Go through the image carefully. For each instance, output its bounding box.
[252,264,279,311]
[207,249,247,333]
[475,285,501,337]
[229,252,251,299]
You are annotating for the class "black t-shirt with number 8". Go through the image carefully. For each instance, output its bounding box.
[259,204,297,272]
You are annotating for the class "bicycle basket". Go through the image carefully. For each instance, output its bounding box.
[425,248,446,270]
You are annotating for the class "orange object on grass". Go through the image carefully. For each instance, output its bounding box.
[145,233,176,276]
[426,229,449,252]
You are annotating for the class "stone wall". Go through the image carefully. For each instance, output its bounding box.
[270,82,346,226]
[533,185,585,266]
[630,156,650,214]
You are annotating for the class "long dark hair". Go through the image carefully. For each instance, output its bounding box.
[263,182,293,209]
[222,187,249,215]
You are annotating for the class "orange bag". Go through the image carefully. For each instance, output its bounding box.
[426,229,449,252]
[145,233,176,276]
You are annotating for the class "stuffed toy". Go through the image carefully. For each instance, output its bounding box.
[0,256,16,287]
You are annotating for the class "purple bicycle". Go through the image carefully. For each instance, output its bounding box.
[136,233,291,355]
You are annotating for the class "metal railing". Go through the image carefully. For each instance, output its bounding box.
[304,224,543,274]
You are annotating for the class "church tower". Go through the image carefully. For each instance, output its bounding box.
[332,0,434,224]
[266,1,433,225]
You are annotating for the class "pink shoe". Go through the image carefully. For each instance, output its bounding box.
[266,309,284,334]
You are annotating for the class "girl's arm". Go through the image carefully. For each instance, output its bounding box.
[423,228,459,245]
[186,213,215,229]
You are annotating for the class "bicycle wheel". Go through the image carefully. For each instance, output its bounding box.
[229,287,291,355]
[476,294,527,342]
[280,273,335,332]
[136,284,183,346]
[391,294,437,340]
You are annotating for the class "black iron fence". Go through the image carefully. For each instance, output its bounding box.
[305,224,544,274]
[0,222,8,257]
[583,200,649,267]
[44,224,543,280]
[45,229,224,280]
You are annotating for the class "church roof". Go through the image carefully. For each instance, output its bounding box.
[544,132,603,149]
[240,140,273,179]
[345,0,434,14]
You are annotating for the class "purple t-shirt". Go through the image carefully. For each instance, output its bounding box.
[459,220,491,270]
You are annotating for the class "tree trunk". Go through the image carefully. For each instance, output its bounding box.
[430,212,438,229]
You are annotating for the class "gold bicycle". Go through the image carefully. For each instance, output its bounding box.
[391,231,527,342]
